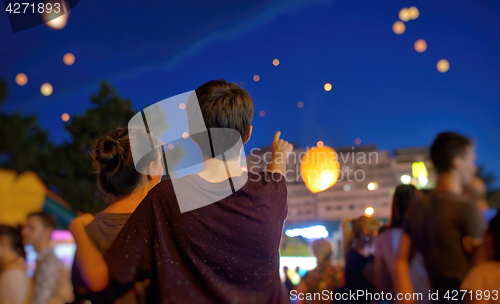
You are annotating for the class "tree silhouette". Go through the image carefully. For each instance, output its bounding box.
[1,80,183,213]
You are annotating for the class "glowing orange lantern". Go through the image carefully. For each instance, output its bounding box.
[300,146,340,193]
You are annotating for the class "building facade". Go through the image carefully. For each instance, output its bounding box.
[246,144,436,224]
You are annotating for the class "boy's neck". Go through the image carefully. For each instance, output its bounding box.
[435,171,463,195]
[197,157,244,183]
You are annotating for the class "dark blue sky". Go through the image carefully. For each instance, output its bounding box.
[1,0,500,188]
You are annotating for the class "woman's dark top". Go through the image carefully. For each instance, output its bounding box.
[338,251,377,303]
[101,171,289,304]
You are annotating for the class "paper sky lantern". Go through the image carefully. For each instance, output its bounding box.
[393,21,406,35]
[15,73,28,86]
[437,59,450,73]
[414,39,427,53]
[300,146,340,193]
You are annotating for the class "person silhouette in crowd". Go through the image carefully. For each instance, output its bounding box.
[0,225,30,304]
[338,216,380,303]
[295,238,344,304]
[395,132,486,303]
[374,184,430,304]
[461,211,500,303]
[69,127,162,303]
[22,212,74,304]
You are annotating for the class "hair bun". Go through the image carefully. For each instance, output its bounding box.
[94,137,122,171]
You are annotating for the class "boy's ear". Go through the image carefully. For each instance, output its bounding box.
[451,156,462,171]
[146,161,156,180]
[243,125,253,144]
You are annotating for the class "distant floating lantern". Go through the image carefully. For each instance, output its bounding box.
[300,146,340,193]
[437,59,450,73]
[63,53,75,65]
[44,7,69,30]
[273,59,280,66]
[61,113,70,121]
[40,83,53,96]
[253,75,260,82]
[414,39,427,53]
[408,6,419,20]
[297,101,304,108]
[15,73,28,86]
[399,8,411,22]
[392,21,406,35]
[324,83,332,91]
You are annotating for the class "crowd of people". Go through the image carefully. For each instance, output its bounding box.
[0,79,498,304]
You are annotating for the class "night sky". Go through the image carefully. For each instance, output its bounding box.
[2,0,500,188]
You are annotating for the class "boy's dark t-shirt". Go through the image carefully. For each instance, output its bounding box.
[403,190,485,289]
[103,170,289,304]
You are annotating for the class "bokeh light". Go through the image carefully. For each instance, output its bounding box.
[15,73,28,86]
[414,39,427,53]
[61,113,70,122]
[392,21,406,35]
[182,132,189,139]
[401,175,412,184]
[168,143,175,150]
[355,138,361,145]
[365,207,374,216]
[63,53,75,65]
[179,103,185,110]
[297,101,304,108]
[273,59,280,66]
[408,6,420,20]
[399,8,410,22]
[367,182,378,191]
[259,110,266,117]
[40,83,53,96]
[317,141,324,148]
[253,75,260,82]
[324,83,332,91]
[437,59,450,73]
[44,8,69,30]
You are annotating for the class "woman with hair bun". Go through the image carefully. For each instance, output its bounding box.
[69,127,163,303]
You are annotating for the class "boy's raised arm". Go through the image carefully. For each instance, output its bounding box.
[267,131,293,176]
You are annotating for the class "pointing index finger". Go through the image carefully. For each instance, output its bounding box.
[274,131,281,142]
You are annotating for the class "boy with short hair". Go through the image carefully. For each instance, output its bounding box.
[102,79,293,303]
